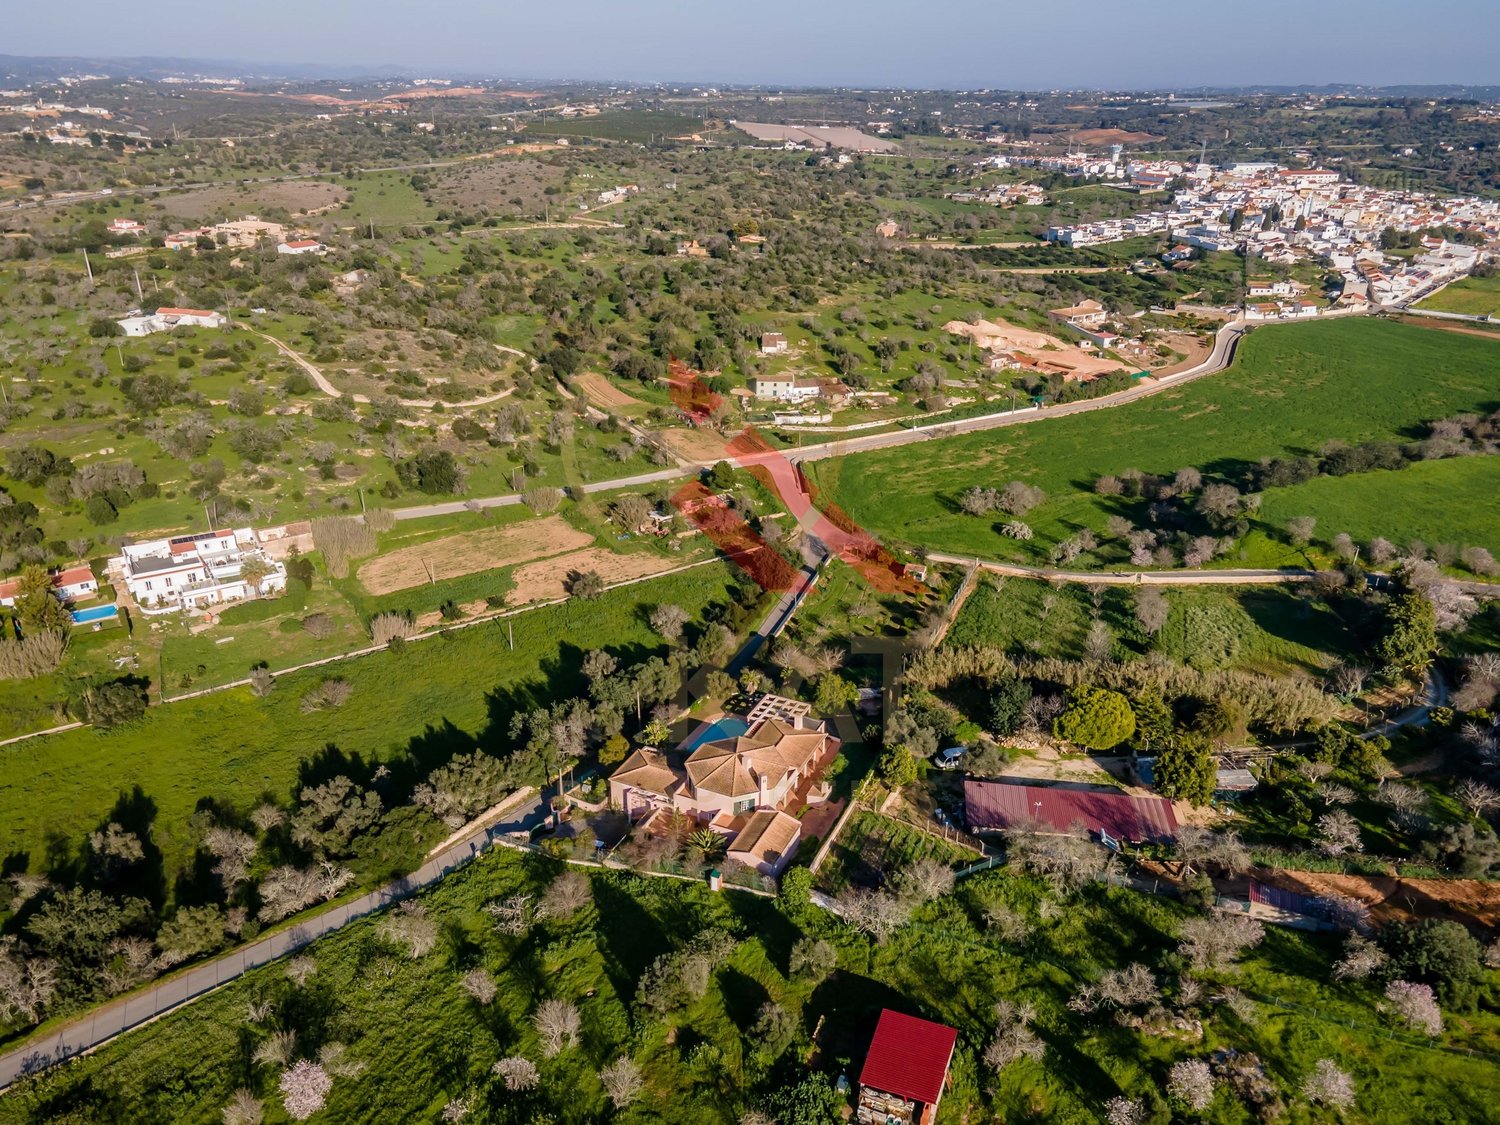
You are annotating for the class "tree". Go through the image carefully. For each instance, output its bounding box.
[896,857,955,904]
[532,998,581,1056]
[779,867,813,912]
[0,940,57,1024]
[988,677,1031,736]
[834,887,911,943]
[1377,592,1438,678]
[462,967,497,1004]
[221,1088,264,1125]
[538,869,593,920]
[83,679,149,728]
[492,1056,539,1091]
[1053,686,1136,750]
[14,565,72,636]
[983,999,1044,1071]
[378,901,438,959]
[813,672,858,716]
[249,666,274,697]
[749,1001,798,1062]
[610,493,655,533]
[1302,1059,1355,1109]
[1154,732,1216,805]
[1383,919,1486,1009]
[600,1056,644,1107]
[878,744,917,787]
[1315,810,1362,856]
[1383,979,1442,1036]
[395,450,463,494]
[279,1059,332,1121]
[1286,516,1317,546]
[521,486,564,514]
[1178,910,1265,971]
[570,570,605,599]
[788,936,837,982]
[649,603,689,642]
[1167,1058,1217,1111]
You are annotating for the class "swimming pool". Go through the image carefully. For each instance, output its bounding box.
[71,604,119,625]
[683,716,750,750]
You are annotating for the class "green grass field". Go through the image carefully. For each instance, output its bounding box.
[1414,273,1500,318]
[946,577,1357,675]
[806,319,1500,563]
[0,564,737,898]
[3,847,1495,1124]
[527,110,705,144]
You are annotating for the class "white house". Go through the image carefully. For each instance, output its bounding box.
[277,239,325,256]
[751,373,823,403]
[116,307,227,336]
[760,332,789,355]
[107,218,144,235]
[113,528,287,614]
[0,564,97,607]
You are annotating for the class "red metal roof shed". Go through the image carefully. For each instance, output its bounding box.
[858,1009,958,1107]
[964,778,1179,843]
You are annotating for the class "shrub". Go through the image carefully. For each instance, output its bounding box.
[369,612,417,645]
[311,517,376,579]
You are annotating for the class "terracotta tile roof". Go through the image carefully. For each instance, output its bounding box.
[859,1009,958,1106]
[727,809,800,864]
[685,718,826,800]
[610,748,682,796]
[53,565,95,587]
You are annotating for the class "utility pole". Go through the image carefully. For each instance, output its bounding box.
[132,268,144,304]
[81,248,94,288]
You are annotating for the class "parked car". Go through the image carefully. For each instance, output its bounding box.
[934,746,967,770]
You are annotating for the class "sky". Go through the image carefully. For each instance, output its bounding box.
[8,0,1500,90]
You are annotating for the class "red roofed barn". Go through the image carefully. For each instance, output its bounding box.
[857,1008,958,1125]
[964,778,1178,844]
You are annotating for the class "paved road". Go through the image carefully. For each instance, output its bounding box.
[0,787,539,1090]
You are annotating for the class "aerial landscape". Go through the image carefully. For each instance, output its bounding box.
[3,1,1500,1122]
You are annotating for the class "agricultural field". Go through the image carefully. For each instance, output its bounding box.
[945,577,1363,676]
[4,847,1497,1124]
[525,110,707,144]
[805,318,1500,566]
[1414,272,1500,318]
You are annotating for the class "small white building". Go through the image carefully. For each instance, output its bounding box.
[0,565,97,607]
[113,529,287,614]
[760,332,789,355]
[277,239,326,256]
[752,373,823,403]
[107,218,144,234]
[116,307,227,336]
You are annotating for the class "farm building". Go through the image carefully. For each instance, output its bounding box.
[963,779,1178,844]
[856,1009,959,1125]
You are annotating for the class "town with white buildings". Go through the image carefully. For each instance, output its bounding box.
[1041,160,1500,309]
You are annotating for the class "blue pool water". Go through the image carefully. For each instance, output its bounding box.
[683,716,750,750]
[71,604,118,625]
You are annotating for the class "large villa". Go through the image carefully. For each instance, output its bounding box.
[609,694,840,875]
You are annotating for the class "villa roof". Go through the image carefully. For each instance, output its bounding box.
[685,717,826,799]
[609,747,682,796]
[727,808,801,865]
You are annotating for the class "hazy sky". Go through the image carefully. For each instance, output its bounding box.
[9,0,1500,89]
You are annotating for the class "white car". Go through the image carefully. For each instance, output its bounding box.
[934,746,967,770]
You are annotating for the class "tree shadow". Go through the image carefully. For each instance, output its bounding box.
[95,786,167,911]
[717,965,771,1029]
[591,876,669,1005]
